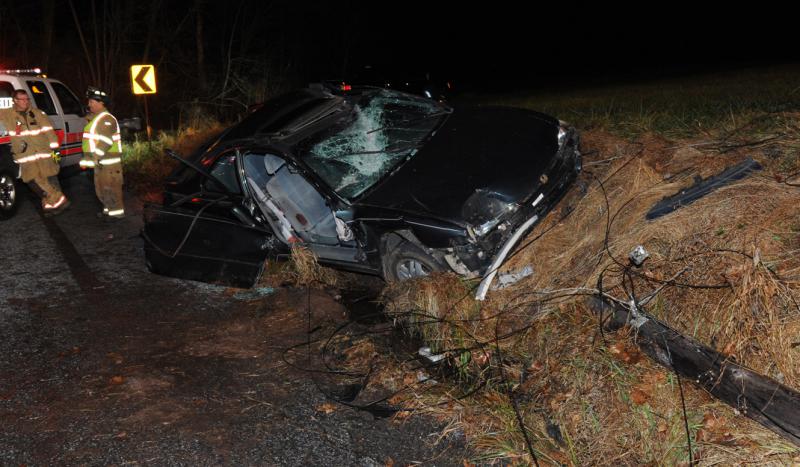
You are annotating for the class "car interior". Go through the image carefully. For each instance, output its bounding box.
[243,152,341,246]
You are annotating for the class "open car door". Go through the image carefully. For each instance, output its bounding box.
[142,149,284,288]
[236,150,372,272]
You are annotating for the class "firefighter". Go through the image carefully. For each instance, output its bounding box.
[0,89,69,215]
[81,86,124,218]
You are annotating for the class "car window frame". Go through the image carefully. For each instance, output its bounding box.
[26,79,58,116]
[202,150,243,195]
[50,81,84,117]
[0,81,14,109]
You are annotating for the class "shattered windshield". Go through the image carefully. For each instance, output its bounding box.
[298,90,449,199]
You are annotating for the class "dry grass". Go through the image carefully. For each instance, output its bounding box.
[123,122,227,202]
[284,244,339,288]
[380,117,800,465]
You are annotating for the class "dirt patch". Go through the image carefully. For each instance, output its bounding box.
[182,319,267,359]
[124,373,176,394]
[124,400,191,427]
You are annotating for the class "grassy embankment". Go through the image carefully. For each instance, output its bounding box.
[381,65,800,465]
[116,65,800,464]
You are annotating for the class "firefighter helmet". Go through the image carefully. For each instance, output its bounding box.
[86,86,110,105]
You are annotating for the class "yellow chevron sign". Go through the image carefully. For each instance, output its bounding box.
[130,65,157,95]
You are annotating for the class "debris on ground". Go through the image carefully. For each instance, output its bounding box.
[592,296,800,445]
[418,346,446,364]
[378,127,800,465]
[628,245,650,267]
[646,157,762,219]
[491,265,534,290]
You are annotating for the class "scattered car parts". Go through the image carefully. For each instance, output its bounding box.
[646,158,762,220]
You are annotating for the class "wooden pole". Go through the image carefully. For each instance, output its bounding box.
[143,95,152,142]
[590,297,800,446]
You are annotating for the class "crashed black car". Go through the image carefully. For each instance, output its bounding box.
[143,86,581,297]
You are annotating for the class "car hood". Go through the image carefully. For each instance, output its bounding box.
[355,106,560,225]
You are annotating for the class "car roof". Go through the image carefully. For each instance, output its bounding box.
[219,87,338,141]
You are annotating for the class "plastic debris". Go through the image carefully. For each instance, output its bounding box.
[629,245,649,267]
[418,346,445,364]
[492,264,534,290]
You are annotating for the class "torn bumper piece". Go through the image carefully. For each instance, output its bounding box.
[646,157,762,220]
[475,213,539,300]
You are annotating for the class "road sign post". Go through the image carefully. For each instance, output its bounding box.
[130,65,157,141]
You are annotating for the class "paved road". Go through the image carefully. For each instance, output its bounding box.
[0,173,465,465]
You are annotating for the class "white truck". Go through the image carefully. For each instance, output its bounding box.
[0,68,86,168]
[0,68,89,220]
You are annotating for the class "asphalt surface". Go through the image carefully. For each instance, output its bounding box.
[0,173,466,465]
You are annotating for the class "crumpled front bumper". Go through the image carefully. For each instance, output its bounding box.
[461,129,582,299]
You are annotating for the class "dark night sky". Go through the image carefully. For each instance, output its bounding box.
[1,0,796,121]
[334,3,796,91]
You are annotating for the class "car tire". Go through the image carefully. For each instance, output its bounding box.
[0,169,20,221]
[383,241,444,282]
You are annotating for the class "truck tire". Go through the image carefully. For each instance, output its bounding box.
[0,169,20,220]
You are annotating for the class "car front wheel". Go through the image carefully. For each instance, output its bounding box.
[384,241,444,282]
[0,169,19,220]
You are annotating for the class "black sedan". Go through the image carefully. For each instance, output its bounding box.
[142,86,581,298]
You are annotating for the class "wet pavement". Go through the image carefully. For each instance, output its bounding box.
[0,173,466,465]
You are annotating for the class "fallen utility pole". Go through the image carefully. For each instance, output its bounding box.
[590,297,800,446]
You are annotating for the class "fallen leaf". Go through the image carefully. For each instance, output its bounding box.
[107,352,124,364]
[697,412,743,445]
[387,394,406,406]
[315,402,337,414]
[110,375,125,385]
[384,457,394,467]
[630,388,650,405]
[644,371,667,385]
[528,360,544,372]
[609,341,642,364]
[657,421,668,434]
[473,350,492,366]
[696,428,711,442]
[115,431,127,439]
[544,450,569,464]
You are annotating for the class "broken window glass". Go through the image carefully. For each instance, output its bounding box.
[299,90,449,199]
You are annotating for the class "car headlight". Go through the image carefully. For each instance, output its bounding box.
[463,190,520,238]
[467,203,519,238]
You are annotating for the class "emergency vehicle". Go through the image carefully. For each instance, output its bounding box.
[0,68,85,168]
